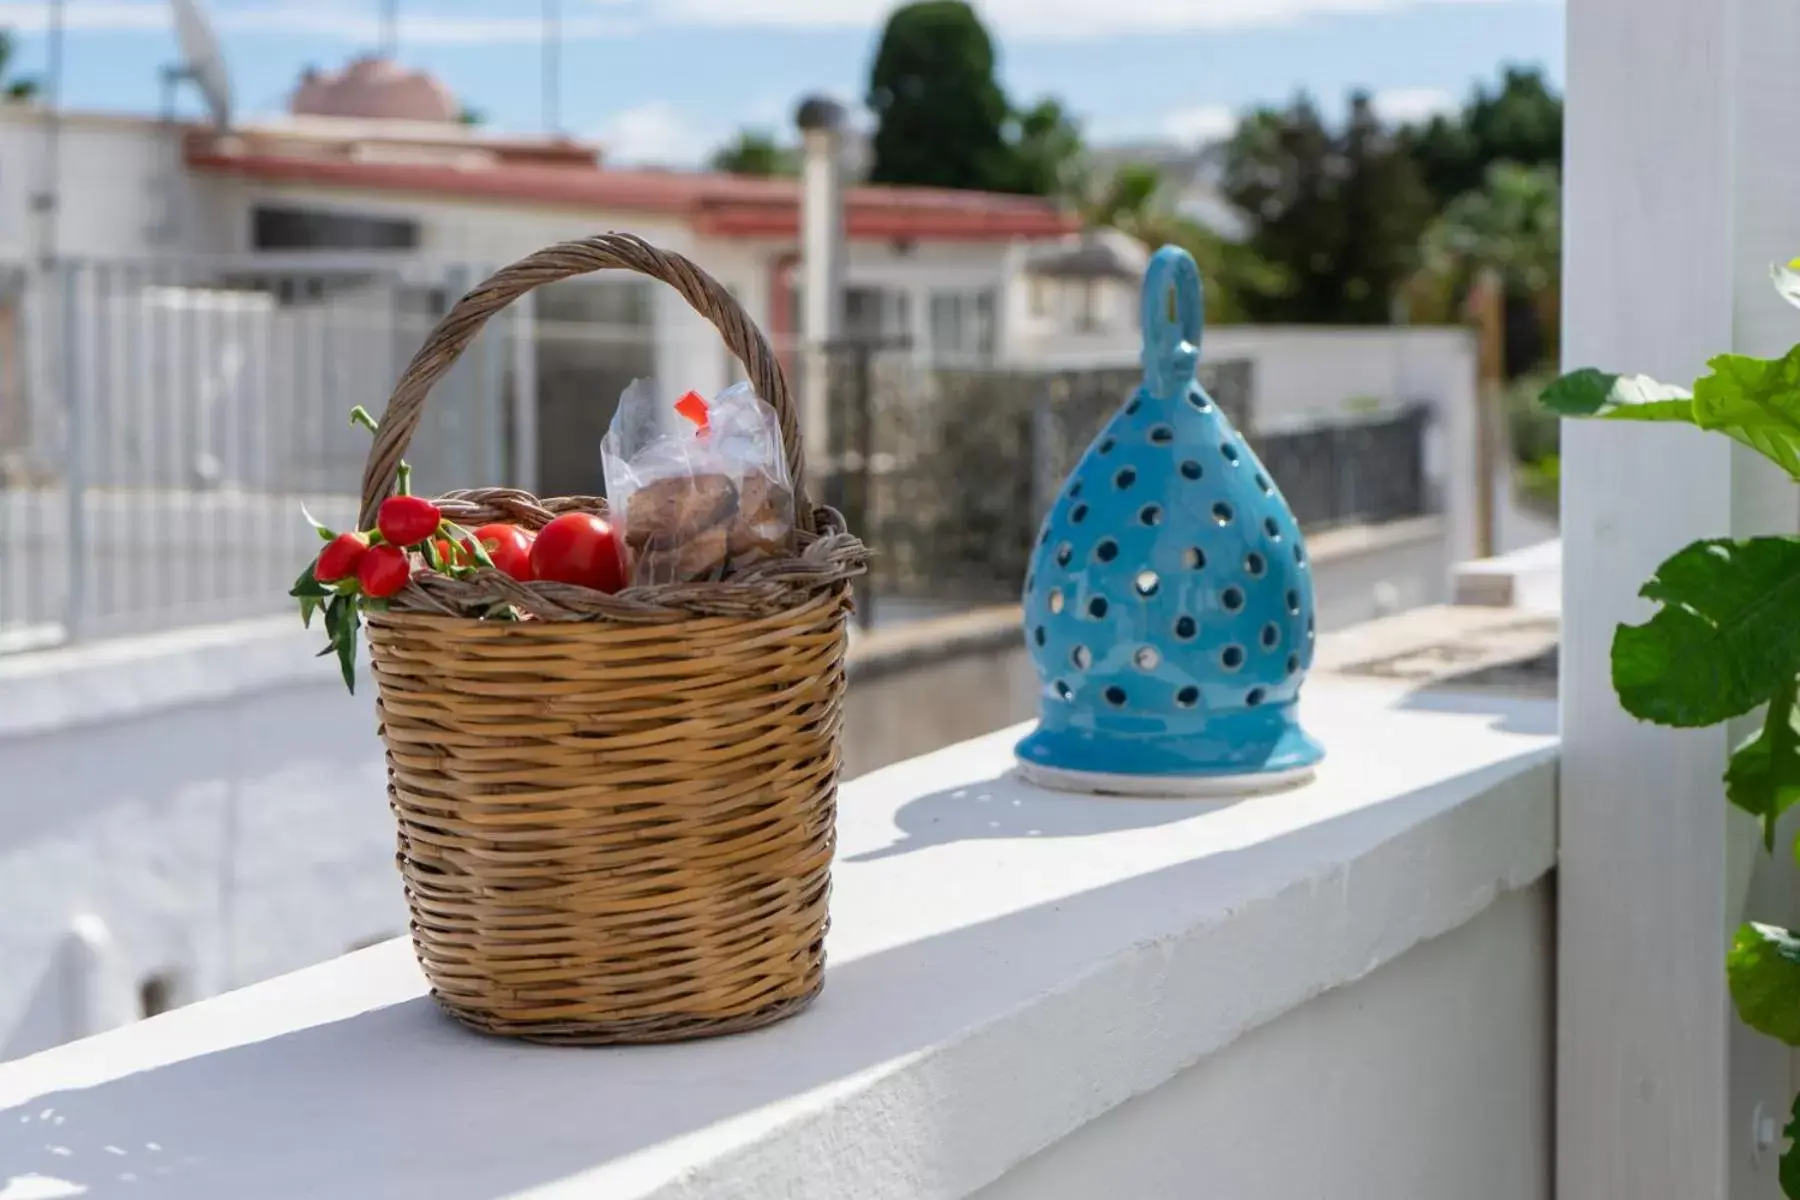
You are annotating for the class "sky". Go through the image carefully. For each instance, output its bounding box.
[0,0,1564,166]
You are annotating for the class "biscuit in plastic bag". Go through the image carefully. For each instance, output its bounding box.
[601,379,796,585]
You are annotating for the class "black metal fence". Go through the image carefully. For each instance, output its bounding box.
[818,346,1431,623]
[1255,407,1431,531]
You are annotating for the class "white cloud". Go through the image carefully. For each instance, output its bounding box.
[1160,105,1237,147]
[0,0,1555,41]
[231,10,637,45]
[597,101,711,167]
[0,1,636,43]
[0,2,170,33]
[1371,86,1458,124]
[595,92,802,167]
[0,0,1548,41]
[662,0,1554,38]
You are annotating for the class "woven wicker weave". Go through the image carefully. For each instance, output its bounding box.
[359,233,867,1043]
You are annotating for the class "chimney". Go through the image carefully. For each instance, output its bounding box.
[795,95,846,471]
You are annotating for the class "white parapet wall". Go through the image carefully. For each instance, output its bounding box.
[0,668,1558,1199]
[0,512,1455,1062]
[0,618,406,1061]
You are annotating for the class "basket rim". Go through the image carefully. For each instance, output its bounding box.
[370,572,857,632]
[378,488,866,624]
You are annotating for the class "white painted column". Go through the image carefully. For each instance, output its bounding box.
[1560,2,1800,1197]
[797,96,846,469]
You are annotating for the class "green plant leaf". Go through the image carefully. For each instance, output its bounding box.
[289,560,329,600]
[321,594,359,695]
[1726,676,1800,849]
[1783,1091,1800,1198]
[1612,537,1800,727]
[299,503,335,542]
[1548,351,1800,481]
[1728,923,1800,1046]
[1689,349,1800,480]
[335,615,358,695]
[290,561,329,627]
[1541,368,1695,421]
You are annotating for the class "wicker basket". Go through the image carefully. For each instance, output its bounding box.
[356,234,868,1044]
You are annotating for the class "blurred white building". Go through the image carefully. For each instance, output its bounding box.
[0,61,1084,380]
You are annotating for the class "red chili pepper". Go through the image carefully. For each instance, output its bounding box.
[377,495,442,548]
[357,543,412,598]
[430,536,471,571]
[674,390,710,434]
[314,531,370,584]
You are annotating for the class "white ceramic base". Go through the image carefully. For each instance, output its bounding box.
[1015,758,1318,800]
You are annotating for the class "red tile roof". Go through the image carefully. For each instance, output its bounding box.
[184,143,1080,243]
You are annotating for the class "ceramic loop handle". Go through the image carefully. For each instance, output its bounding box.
[1140,245,1205,400]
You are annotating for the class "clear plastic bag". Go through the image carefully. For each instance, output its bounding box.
[601,379,797,586]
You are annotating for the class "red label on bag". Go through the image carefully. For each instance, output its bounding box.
[674,390,710,434]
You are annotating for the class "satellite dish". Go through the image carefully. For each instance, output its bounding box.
[169,0,232,129]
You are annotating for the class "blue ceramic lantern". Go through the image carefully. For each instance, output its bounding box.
[1016,245,1323,797]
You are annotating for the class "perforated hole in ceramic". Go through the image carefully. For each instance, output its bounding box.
[1017,244,1323,798]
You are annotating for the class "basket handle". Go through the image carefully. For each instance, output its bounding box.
[357,232,812,533]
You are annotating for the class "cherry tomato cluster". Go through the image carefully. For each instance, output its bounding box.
[293,405,628,694]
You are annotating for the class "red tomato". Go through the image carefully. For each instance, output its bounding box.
[357,543,412,598]
[314,531,369,584]
[377,495,442,548]
[530,513,626,593]
[469,523,536,581]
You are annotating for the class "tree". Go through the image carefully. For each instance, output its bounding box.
[1412,161,1561,370]
[457,106,484,127]
[1220,91,1432,324]
[1333,93,1437,322]
[0,30,36,102]
[1081,162,1285,324]
[709,130,800,178]
[1084,162,1162,231]
[1401,66,1561,210]
[1002,98,1085,199]
[1409,161,1563,501]
[866,0,1013,192]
